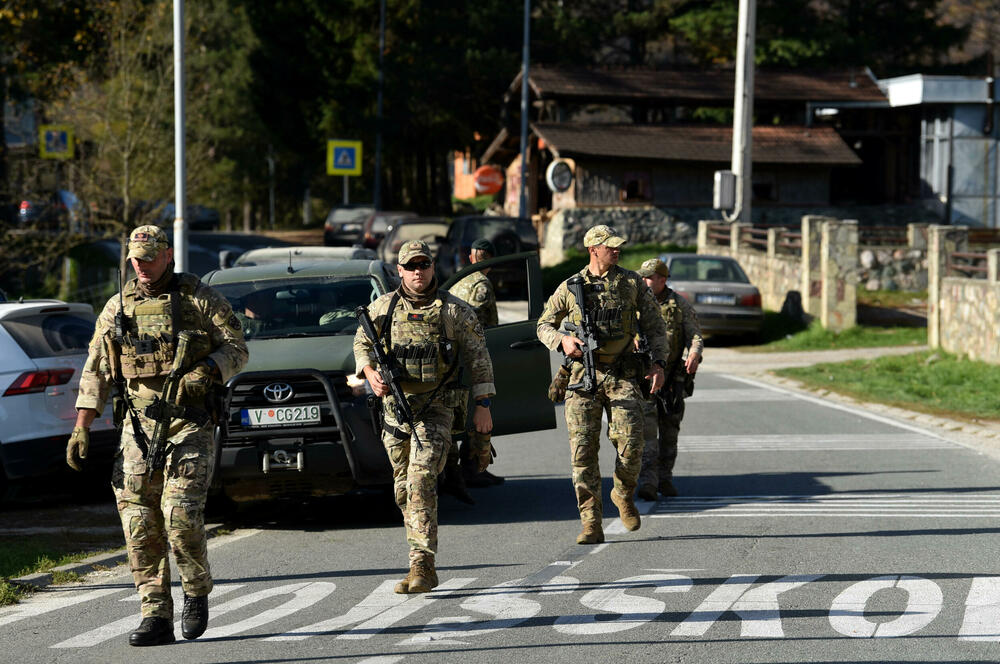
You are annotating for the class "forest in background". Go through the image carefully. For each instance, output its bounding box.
[1,0,997,238]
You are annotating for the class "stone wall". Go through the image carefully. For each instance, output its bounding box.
[927,225,1000,364]
[697,217,858,331]
[540,207,697,266]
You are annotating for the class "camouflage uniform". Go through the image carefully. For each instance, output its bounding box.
[536,226,667,535]
[353,242,495,569]
[446,269,497,467]
[637,261,703,496]
[76,226,248,620]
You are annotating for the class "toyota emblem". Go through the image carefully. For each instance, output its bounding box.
[263,382,294,403]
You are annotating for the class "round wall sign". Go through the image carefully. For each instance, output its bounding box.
[546,160,573,193]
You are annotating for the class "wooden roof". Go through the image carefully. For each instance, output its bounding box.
[532,123,863,166]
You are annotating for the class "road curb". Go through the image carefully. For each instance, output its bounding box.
[9,523,227,590]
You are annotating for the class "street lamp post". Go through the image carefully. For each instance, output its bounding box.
[374,0,386,212]
[518,0,530,220]
[726,0,756,225]
[172,0,188,271]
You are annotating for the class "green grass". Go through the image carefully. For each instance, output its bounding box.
[858,287,927,309]
[742,316,927,352]
[775,350,1000,423]
[542,243,694,295]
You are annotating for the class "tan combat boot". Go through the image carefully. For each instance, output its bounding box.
[576,520,605,545]
[611,489,641,531]
[393,556,439,594]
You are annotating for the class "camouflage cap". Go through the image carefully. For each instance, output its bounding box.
[583,224,626,248]
[126,225,169,261]
[398,240,433,265]
[637,258,669,278]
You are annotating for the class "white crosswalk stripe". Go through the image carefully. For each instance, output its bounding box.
[687,388,797,403]
[679,433,954,451]
[652,493,1000,518]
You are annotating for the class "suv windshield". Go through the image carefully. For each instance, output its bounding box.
[214,276,377,339]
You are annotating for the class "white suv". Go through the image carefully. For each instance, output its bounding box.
[0,299,116,494]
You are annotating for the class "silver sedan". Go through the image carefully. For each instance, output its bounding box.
[661,253,764,338]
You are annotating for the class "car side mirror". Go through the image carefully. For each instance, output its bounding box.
[219,249,236,269]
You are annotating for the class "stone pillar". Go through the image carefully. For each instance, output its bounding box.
[697,220,712,254]
[988,248,1000,283]
[907,223,929,250]
[767,227,780,258]
[731,222,750,253]
[800,215,833,319]
[927,224,969,348]
[820,219,858,331]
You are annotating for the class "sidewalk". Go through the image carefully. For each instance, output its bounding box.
[702,344,1000,456]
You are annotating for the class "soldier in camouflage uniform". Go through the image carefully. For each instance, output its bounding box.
[66,226,248,647]
[354,240,495,593]
[635,258,703,501]
[443,238,501,497]
[536,225,668,545]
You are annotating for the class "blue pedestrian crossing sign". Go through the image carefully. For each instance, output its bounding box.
[327,139,362,176]
[39,125,74,160]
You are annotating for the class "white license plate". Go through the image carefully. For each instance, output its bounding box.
[697,293,736,305]
[242,404,322,427]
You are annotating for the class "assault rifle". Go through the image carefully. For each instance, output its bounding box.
[355,306,423,450]
[637,333,690,416]
[143,330,211,474]
[564,275,599,393]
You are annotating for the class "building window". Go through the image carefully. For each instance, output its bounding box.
[620,172,651,202]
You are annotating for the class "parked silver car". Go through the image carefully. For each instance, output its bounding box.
[660,253,764,338]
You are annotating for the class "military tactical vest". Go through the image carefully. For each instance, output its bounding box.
[567,268,641,363]
[118,274,204,379]
[378,293,456,385]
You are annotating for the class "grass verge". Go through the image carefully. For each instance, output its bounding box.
[774,350,1000,423]
[857,287,927,309]
[0,533,123,607]
[742,315,927,352]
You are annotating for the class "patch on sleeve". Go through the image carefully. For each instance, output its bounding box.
[227,314,241,330]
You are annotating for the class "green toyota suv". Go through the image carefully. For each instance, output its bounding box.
[202,252,555,504]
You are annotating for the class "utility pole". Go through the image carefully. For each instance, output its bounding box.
[725,0,756,225]
[518,0,530,220]
[374,0,386,211]
[172,0,188,270]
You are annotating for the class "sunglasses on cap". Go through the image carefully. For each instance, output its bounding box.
[401,260,433,271]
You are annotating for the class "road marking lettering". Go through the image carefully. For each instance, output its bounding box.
[554,573,691,635]
[959,576,1000,641]
[401,575,580,645]
[653,494,1000,518]
[52,583,246,648]
[679,433,953,452]
[0,587,126,629]
[829,575,943,637]
[23,572,1000,646]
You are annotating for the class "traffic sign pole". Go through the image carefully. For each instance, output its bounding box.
[343,176,349,205]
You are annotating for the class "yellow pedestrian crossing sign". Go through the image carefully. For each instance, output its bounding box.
[327,140,362,176]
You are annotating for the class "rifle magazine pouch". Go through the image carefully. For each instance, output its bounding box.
[392,343,440,383]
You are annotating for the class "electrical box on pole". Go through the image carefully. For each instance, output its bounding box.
[713,170,736,210]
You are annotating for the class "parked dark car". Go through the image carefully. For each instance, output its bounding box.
[323,205,374,246]
[200,253,555,504]
[660,253,764,339]
[359,211,414,249]
[377,217,450,264]
[436,215,539,295]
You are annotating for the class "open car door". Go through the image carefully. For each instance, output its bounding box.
[442,251,556,436]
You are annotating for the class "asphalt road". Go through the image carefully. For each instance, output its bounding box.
[4,360,1000,663]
